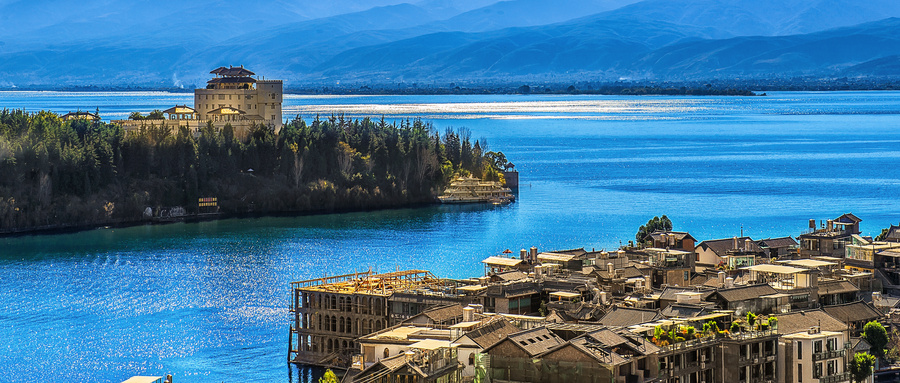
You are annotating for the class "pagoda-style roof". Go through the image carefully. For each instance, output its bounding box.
[207,107,246,115]
[207,77,257,84]
[62,111,99,120]
[210,65,255,77]
[162,105,197,114]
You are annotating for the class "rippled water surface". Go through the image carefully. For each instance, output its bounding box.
[1,91,900,382]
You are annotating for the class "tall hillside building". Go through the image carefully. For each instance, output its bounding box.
[116,66,282,138]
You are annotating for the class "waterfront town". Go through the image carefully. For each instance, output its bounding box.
[289,213,900,383]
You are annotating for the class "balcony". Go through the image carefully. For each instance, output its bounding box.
[818,371,851,383]
[813,349,845,361]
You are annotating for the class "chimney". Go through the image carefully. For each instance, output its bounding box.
[463,306,476,322]
[744,238,751,251]
[600,291,608,305]
[718,271,726,287]
[607,262,615,275]
[592,288,601,304]
[873,292,883,303]
[826,220,833,232]
[725,276,735,288]
[520,249,527,261]
[534,265,543,281]
[809,219,816,229]
[733,236,739,250]
[530,246,538,260]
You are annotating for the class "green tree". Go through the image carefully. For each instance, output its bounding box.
[849,352,876,383]
[318,369,339,383]
[863,320,889,357]
[635,215,674,244]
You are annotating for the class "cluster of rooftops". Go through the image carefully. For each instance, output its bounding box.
[292,212,900,382]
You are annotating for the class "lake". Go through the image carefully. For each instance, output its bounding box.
[1,91,899,382]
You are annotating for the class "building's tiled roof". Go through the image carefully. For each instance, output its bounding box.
[709,284,777,303]
[885,225,900,241]
[551,248,587,256]
[850,337,871,353]
[210,66,256,77]
[697,237,761,256]
[500,327,565,357]
[817,280,860,296]
[598,307,661,327]
[757,237,798,249]
[691,274,709,286]
[836,213,862,224]
[822,301,882,325]
[546,328,660,366]
[207,76,257,84]
[646,231,696,242]
[420,305,463,323]
[660,304,710,318]
[464,317,523,349]
[776,310,848,335]
[596,266,645,280]
[494,271,528,282]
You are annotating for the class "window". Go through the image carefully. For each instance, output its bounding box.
[814,340,822,353]
[798,364,802,382]
[468,353,475,365]
[683,271,689,281]
[218,95,225,100]
[814,362,823,378]
[827,360,836,375]
[383,348,390,358]
[827,337,837,351]
[797,341,803,359]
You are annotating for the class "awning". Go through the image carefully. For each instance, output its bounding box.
[782,259,837,268]
[742,264,805,274]
[538,252,576,262]
[549,291,581,299]
[409,339,452,350]
[482,256,522,267]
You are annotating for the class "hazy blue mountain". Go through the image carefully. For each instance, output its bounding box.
[310,17,720,81]
[429,0,641,32]
[599,0,900,36]
[635,18,900,79]
[4,0,900,86]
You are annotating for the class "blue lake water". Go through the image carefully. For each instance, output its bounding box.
[1,91,900,382]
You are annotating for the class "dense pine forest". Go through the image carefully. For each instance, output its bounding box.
[0,109,507,233]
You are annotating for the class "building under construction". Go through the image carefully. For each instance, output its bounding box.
[289,269,469,368]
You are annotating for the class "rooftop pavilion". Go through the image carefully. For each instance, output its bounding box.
[742,264,816,290]
[207,65,257,89]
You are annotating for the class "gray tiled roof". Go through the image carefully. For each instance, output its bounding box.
[757,237,798,249]
[504,327,565,357]
[598,307,661,327]
[697,237,761,256]
[776,309,848,335]
[817,280,860,296]
[822,301,882,325]
[710,284,777,303]
[465,317,522,349]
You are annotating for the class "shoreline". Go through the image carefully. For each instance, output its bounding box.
[0,202,438,239]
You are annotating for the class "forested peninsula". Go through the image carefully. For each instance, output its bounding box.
[0,109,506,234]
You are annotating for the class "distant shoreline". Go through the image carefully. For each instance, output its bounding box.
[3,78,900,95]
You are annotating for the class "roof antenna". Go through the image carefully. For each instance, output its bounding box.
[740,224,743,238]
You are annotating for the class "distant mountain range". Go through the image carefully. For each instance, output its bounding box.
[1,0,900,87]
